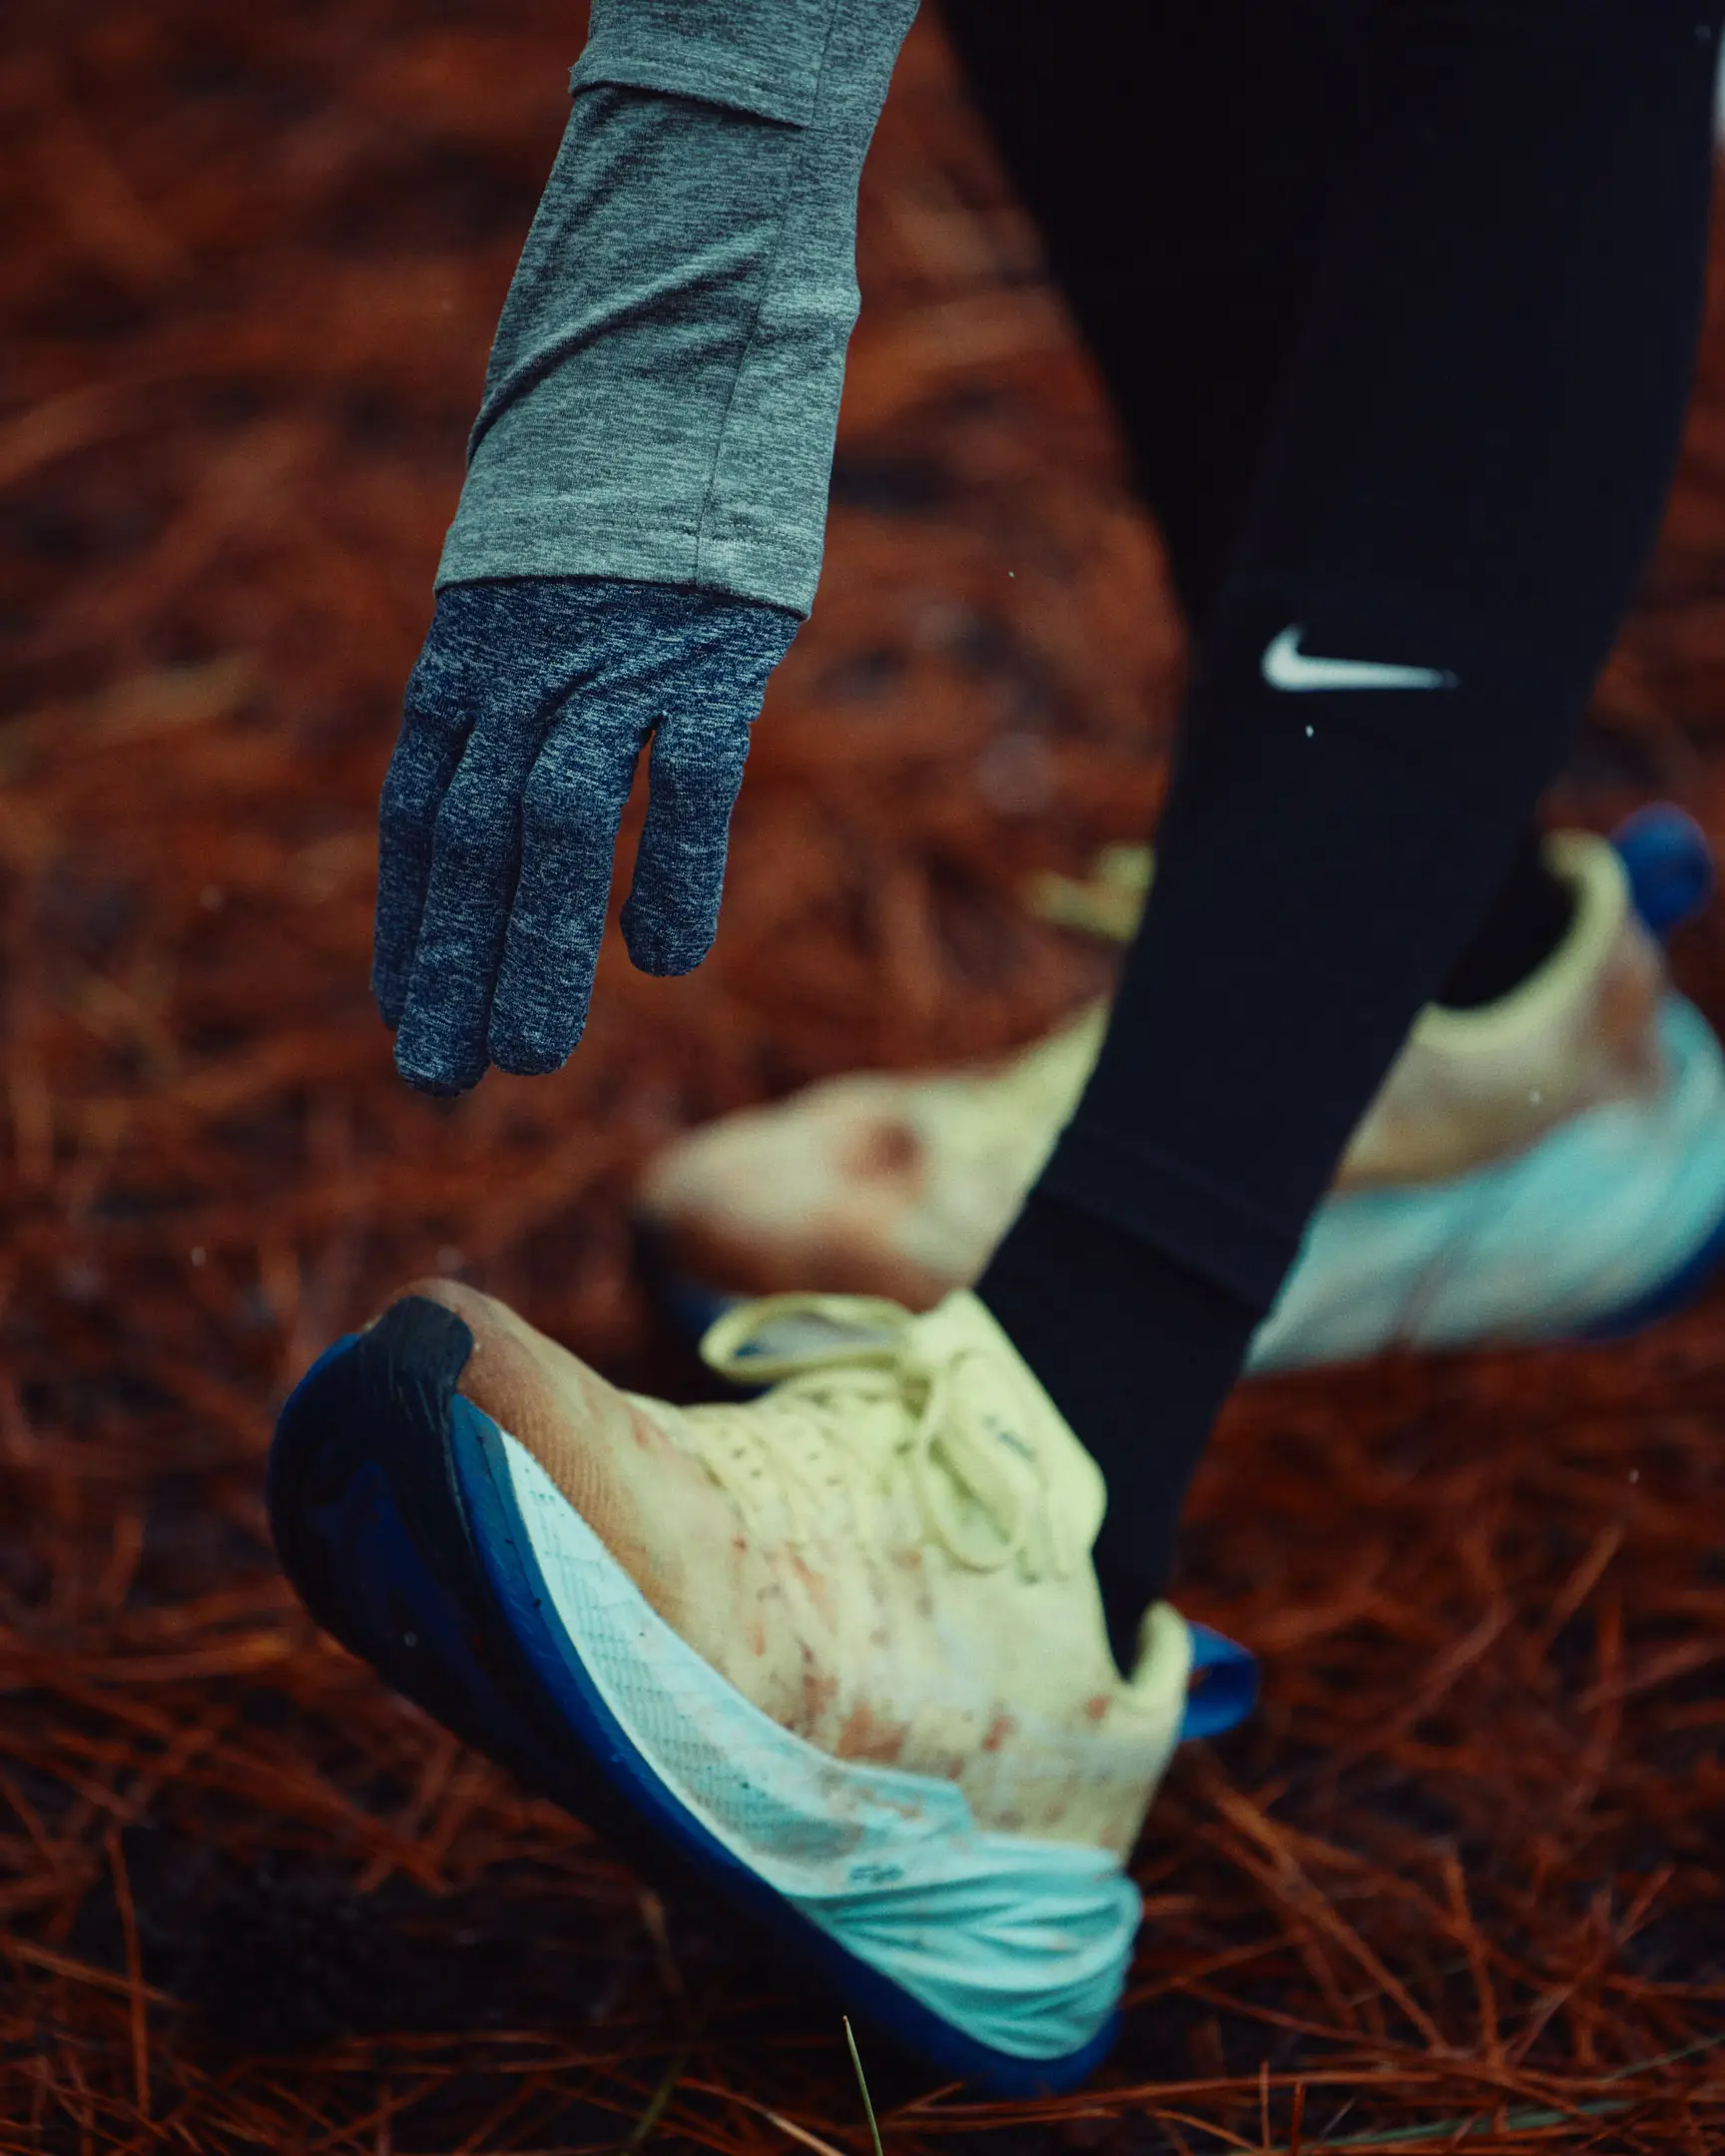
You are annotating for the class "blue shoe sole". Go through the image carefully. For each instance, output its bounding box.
[269,1296,1135,2094]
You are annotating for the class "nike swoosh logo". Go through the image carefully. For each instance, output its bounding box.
[1263,625,1457,693]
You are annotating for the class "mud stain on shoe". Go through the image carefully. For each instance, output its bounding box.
[836,1700,909,1764]
[843,1116,925,1189]
[787,1548,835,1625]
[889,1545,934,1619]
[798,1649,840,1731]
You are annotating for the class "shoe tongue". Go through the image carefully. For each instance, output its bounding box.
[910,1292,1108,1558]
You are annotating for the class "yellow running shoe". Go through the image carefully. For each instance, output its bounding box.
[270,1282,1255,2090]
[640,822,1725,1366]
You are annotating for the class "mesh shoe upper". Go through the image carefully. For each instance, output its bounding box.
[413,1278,1191,1855]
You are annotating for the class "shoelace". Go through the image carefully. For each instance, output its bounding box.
[695,1296,1077,1580]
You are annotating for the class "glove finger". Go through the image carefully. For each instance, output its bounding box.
[618,704,754,975]
[391,714,544,1095]
[372,656,475,1027]
[487,709,644,1076]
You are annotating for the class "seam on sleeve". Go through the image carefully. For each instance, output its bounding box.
[570,0,843,126]
[688,0,848,591]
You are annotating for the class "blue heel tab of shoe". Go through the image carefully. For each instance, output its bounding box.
[1612,804,1714,939]
[1178,1622,1258,1741]
[287,1334,360,1397]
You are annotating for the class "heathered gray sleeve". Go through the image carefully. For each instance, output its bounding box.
[434,0,920,618]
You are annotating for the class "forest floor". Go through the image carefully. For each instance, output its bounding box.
[2,3,1723,2148]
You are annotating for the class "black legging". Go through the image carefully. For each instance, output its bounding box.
[941,0,1706,1017]
[951,0,1724,1640]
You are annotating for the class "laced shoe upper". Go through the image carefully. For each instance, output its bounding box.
[415,1278,1189,1855]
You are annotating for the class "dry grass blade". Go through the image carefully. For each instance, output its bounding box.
[846,2020,885,2156]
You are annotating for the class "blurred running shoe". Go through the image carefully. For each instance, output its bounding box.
[638,814,1725,1368]
[270,1283,1256,2090]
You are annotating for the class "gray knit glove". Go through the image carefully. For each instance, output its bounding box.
[373,575,798,1095]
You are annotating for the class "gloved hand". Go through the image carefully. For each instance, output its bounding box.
[373,574,799,1095]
